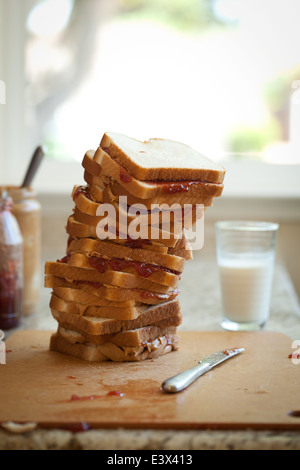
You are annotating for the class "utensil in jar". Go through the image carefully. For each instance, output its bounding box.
[21,146,45,188]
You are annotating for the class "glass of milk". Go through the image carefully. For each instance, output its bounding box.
[215,221,279,331]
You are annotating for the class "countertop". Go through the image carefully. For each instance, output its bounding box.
[1,247,300,450]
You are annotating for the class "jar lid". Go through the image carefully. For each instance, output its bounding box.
[0,186,36,202]
[0,190,13,212]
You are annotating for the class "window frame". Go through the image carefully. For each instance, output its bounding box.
[1,0,300,223]
[0,0,32,185]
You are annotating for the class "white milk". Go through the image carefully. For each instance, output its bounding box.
[218,254,274,325]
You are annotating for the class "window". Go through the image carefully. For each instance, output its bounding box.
[1,0,300,197]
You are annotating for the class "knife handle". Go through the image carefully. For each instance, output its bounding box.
[161,362,211,393]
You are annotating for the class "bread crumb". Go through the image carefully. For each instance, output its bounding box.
[1,421,37,433]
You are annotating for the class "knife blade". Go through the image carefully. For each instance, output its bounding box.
[161,347,245,393]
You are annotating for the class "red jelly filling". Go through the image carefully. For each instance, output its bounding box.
[102,145,213,195]
[288,353,300,359]
[60,422,91,432]
[119,167,132,183]
[57,254,71,264]
[0,272,22,329]
[88,256,179,278]
[102,146,133,183]
[70,394,103,401]
[73,185,93,201]
[223,348,239,356]
[107,390,124,397]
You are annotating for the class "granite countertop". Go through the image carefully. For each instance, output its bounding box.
[1,249,300,450]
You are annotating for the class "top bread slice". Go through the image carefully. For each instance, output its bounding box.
[99,132,225,183]
[86,148,224,200]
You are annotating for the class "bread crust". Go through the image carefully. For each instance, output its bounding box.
[45,275,180,304]
[65,252,179,288]
[45,261,172,294]
[68,237,185,271]
[50,329,178,362]
[90,145,224,199]
[100,132,225,183]
[50,293,148,320]
[50,298,182,336]
[57,324,177,347]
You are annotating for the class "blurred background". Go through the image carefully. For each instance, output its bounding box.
[0,0,300,298]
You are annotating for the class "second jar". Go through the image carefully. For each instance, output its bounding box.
[1,186,41,315]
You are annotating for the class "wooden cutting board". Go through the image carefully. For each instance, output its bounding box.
[1,330,300,431]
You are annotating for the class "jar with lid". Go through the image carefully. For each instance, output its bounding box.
[0,192,23,329]
[0,186,41,315]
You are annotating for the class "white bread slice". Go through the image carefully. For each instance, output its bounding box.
[72,184,199,238]
[70,188,184,246]
[50,329,178,362]
[68,216,170,253]
[87,176,214,208]
[66,215,98,239]
[89,182,106,202]
[84,169,109,190]
[50,293,148,320]
[45,275,179,304]
[67,214,179,249]
[44,261,171,294]
[51,286,140,308]
[168,234,193,260]
[66,216,180,252]
[99,132,225,183]
[102,184,205,232]
[68,238,186,272]
[57,324,177,348]
[83,152,221,203]
[66,252,179,288]
[67,231,191,261]
[90,146,223,199]
[106,179,215,208]
[72,185,101,212]
[82,149,109,183]
[50,298,182,335]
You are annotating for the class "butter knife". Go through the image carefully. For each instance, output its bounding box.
[161,347,245,393]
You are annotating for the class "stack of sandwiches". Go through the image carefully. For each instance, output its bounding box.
[45,132,225,362]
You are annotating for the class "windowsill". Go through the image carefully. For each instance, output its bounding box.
[219,160,300,199]
[33,157,300,195]
[33,158,300,222]
[37,191,300,222]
